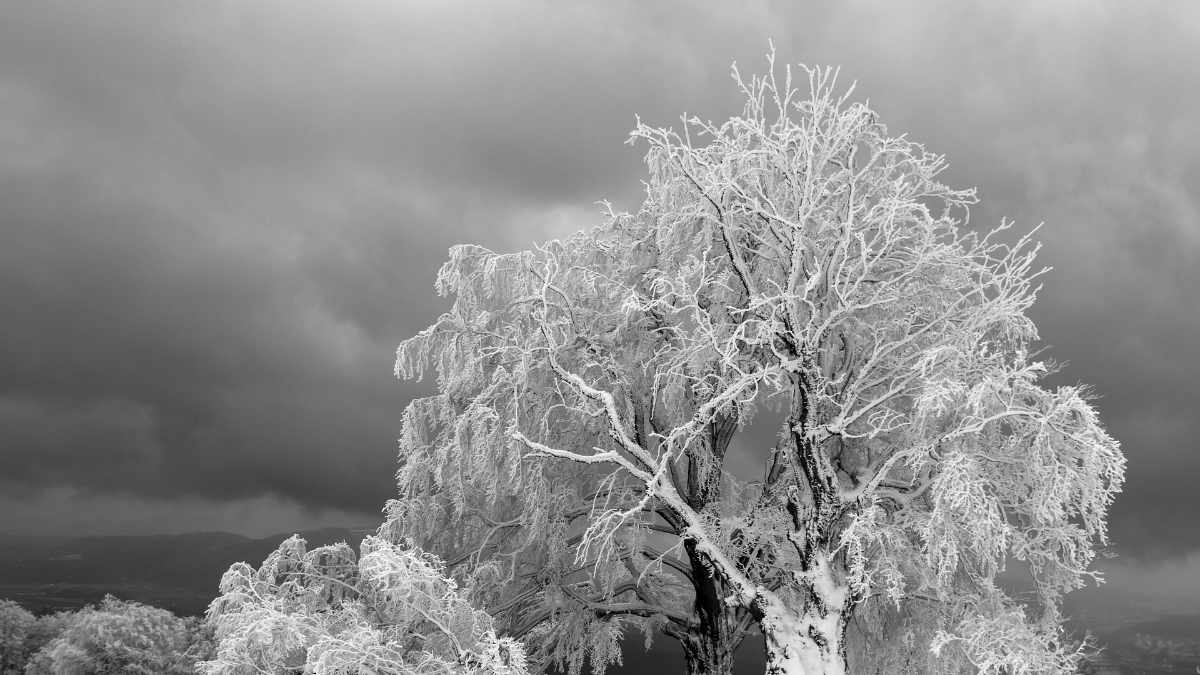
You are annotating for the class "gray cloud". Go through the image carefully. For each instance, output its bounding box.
[1,0,1196,565]
[1066,550,1200,635]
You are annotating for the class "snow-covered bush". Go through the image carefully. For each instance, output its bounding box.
[0,599,35,674]
[22,595,199,674]
[198,533,528,674]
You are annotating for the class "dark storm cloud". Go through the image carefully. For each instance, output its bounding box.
[1,0,1197,564]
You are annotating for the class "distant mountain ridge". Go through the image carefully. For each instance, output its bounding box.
[0,526,374,616]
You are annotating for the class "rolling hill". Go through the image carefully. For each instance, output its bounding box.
[0,527,372,616]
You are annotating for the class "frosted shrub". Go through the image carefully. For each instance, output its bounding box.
[23,596,198,675]
[199,534,528,674]
[0,599,35,674]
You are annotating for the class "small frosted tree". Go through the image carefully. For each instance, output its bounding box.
[388,50,1124,674]
[21,595,201,675]
[199,534,528,675]
[0,599,35,674]
[16,609,76,671]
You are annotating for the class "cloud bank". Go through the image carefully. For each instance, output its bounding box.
[1,2,1196,567]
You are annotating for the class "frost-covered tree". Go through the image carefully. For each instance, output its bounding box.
[0,599,35,674]
[22,595,201,675]
[388,50,1125,675]
[16,608,76,671]
[199,534,528,674]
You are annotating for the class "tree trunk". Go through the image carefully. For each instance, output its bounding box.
[678,539,749,675]
[680,629,736,675]
[760,605,847,675]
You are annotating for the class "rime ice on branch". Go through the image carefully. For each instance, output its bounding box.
[388,49,1125,675]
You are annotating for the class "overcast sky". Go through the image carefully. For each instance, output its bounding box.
[1,0,1197,616]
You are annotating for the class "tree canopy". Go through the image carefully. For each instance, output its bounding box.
[386,51,1124,674]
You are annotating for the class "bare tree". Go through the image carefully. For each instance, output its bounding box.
[388,50,1125,675]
